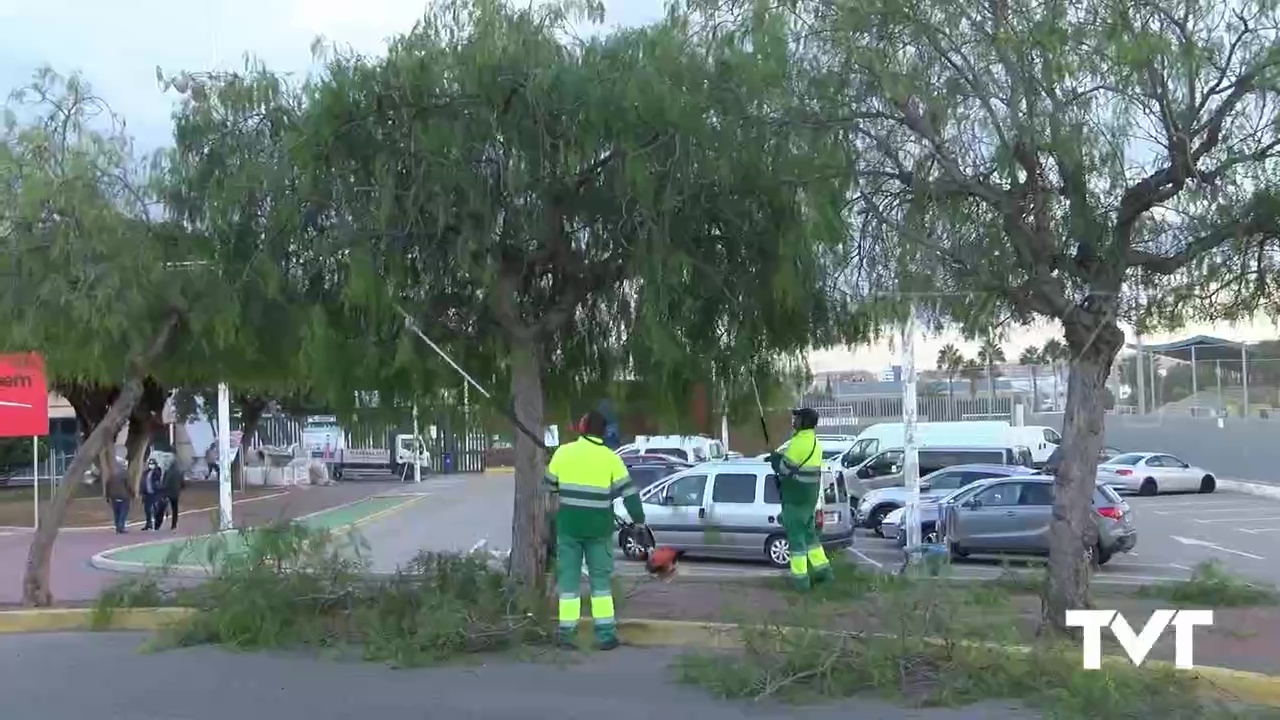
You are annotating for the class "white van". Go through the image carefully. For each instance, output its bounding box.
[617,435,726,463]
[1007,425,1062,467]
[837,421,1012,469]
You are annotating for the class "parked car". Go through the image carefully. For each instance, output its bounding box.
[940,475,1136,565]
[836,421,1012,468]
[1098,452,1216,495]
[855,463,1033,535]
[846,445,1034,499]
[622,453,694,468]
[886,479,994,546]
[624,461,689,493]
[614,460,854,568]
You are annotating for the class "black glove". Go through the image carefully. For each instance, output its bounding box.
[766,452,783,475]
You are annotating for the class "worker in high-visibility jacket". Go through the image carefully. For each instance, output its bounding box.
[543,410,645,650]
[767,407,833,589]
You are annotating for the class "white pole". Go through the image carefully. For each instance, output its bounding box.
[902,304,921,558]
[412,403,422,484]
[216,382,232,530]
[32,437,38,530]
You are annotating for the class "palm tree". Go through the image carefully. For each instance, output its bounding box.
[977,337,1006,406]
[1019,346,1045,409]
[961,358,983,398]
[936,343,964,397]
[1041,338,1068,410]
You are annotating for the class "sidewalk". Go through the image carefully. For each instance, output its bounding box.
[0,632,1036,719]
[0,482,396,604]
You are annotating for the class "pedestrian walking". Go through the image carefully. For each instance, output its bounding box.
[140,458,163,530]
[153,458,184,530]
[766,407,833,590]
[544,409,646,651]
[104,465,134,534]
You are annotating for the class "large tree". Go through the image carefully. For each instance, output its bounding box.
[0,69,205,604]
[169,0,859,586]
[689,0,1280,629]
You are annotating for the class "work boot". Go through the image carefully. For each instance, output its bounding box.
[595,624,619,651]
[556,627,579,651]
[811,564,834,585]
[790,574,811,591]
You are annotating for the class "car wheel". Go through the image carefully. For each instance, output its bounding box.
[1138,478,1158,496]
[765,534,790,569]
[619,529,644,560]
[870,505,896,537]
[1199,475,1216,494]
[1086,543,1111,567]
[922,525,941,544]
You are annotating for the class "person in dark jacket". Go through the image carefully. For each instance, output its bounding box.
[153,460,184,530]
[140,458,162,530]
[104,466,134,534]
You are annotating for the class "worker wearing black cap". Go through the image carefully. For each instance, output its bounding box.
[768,407,833,589]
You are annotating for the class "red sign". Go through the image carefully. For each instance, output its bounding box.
[0,353,49,437]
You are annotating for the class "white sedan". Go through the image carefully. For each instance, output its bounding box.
[1098,452,1216,496]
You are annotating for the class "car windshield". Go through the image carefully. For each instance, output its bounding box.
[629,466,677,490]
[821,450,843,460]
[1106,454,1145,465]
[1096,483,1124,504]
[943,483,986,503]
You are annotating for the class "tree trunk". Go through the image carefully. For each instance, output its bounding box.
[1043,318,1123,633]
[124,415,150,496]
[95,445,114,497]
[1030,367,1039,410]
[23,377,146,605]
[23,314,180,606]
[507,338,549,590]
[233,397,267,492]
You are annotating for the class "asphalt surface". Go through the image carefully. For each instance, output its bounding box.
[360,474,1280,587]
[0,632,1038,720]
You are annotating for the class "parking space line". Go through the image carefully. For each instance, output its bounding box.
[1154,506,1270,515]
[1141,499,1276,509]
[849,548,884,568]
[1195,515,1280,524]
[1238,527,1280,534]
[1171,535,1265,560]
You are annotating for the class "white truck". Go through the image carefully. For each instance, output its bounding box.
[302,416,431,479]
[616,434,727,463]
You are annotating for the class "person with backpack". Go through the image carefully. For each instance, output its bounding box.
[153,459,184,530]
[140,458,163,530]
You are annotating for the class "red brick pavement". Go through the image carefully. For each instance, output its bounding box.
[0,482,394,605]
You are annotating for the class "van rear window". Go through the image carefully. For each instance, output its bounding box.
[920,450,1004,471]
[649,448,689,461]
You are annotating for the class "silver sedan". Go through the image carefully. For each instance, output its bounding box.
[1098,452,1216,496]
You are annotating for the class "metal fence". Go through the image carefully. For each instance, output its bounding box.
[802,395,1017,433]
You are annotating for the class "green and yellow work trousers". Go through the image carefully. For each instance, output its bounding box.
[555,530,618,647]
[780,504,831,589]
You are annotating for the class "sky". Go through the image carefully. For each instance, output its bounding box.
[3,0,1273,374]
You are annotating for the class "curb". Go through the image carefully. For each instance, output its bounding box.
[484,466,514,474]
[88,493,430,577]
[1,610,1276,705]
[1219,479,1280,501]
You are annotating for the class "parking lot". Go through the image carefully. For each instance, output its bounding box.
[614,489,1280,586]
[839,491,1277,586]
[361,473,1280,587]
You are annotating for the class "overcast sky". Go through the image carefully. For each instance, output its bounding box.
[3,0,1272,372]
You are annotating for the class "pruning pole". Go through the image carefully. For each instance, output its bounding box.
[751,377,770,448]
[393,302,547,452]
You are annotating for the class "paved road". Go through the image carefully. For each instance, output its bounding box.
[360,475,1280,587]
[0,631,1037,719]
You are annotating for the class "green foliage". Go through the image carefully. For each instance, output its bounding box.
[1135,560,1279,607]
[166,0,864,424]
[0,68,205,385]
[95,522,551,665]
[677,561,1272,718]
